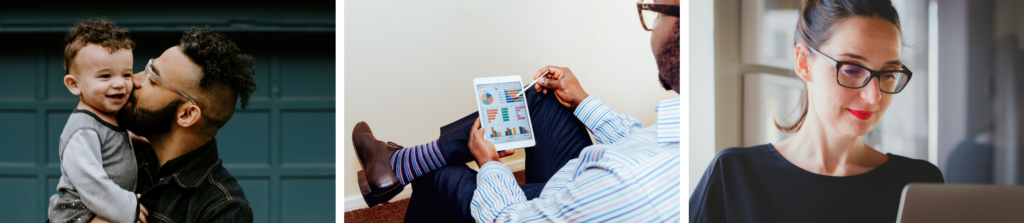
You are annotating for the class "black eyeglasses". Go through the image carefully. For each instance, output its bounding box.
[637,0,680,31]
[808,47,913,94]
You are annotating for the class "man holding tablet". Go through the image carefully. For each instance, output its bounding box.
[351,0,680,221]
[472,76,538,151]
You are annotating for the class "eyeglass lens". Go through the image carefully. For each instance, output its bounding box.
[836,64,910,93]
[642,8,660,29]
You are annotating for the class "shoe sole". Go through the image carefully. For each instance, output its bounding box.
[357,170,403,207]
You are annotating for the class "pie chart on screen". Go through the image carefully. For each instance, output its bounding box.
[481,93,493,105]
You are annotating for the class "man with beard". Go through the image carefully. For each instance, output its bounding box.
[351,0,680,221]
[114,27,256,223]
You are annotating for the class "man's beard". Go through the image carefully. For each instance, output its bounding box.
[116,94,185,137]
[657,20,681,93]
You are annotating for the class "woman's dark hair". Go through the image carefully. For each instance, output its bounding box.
[775,0,902,133]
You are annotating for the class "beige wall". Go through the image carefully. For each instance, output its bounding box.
[344,0,678,209]
[688,0,717,194]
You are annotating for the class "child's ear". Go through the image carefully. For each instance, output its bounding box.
[64,75,81,96]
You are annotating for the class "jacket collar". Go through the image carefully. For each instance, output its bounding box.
[156,138,221,189]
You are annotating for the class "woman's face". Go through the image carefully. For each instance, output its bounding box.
[802,16,902,137]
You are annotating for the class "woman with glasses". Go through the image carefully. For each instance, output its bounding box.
[689,0,943,222]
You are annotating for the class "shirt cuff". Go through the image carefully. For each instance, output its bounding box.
[477,162,514,182]
[573,95,610,129]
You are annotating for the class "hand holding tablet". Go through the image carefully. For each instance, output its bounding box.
[468,118,514,166]
[473,75,537,151]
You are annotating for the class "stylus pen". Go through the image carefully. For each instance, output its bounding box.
[516,71,549,98]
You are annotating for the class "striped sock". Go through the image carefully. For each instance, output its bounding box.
[390,140,446,186]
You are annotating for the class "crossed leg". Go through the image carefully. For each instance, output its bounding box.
[402,89,595,222]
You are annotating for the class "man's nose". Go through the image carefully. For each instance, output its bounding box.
[131,71,144,89]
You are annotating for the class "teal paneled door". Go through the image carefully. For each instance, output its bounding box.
[0,29,335,222]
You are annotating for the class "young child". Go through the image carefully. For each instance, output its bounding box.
[47,18,144,223]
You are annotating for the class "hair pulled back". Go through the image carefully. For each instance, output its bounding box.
[775,0,903,133]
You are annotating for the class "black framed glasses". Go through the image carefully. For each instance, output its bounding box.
[808,47,913,94]
[637,0,680,31]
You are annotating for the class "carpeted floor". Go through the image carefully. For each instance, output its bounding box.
[344,170,527,223]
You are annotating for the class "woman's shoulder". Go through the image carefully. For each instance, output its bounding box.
[883,154,945,183]
[709,144,780,164]
[722,143,778,153]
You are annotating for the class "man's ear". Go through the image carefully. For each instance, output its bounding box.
[794,44,813,83]
[64,75,81,96]
[176,103,202,128]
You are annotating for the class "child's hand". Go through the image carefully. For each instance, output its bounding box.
[90,217,111,223]
[129,131,150,146]
[138,194,148,223]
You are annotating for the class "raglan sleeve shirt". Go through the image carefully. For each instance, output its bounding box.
[62,128,139,222]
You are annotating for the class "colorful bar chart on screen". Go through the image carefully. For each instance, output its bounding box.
[486,109,498,123]
[490,126,532,138]
[505,89,522,103]
[477,81,535,143]
[515,106,527,120]
[501,108,510,121]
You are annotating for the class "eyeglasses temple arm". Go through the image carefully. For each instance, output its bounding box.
[807,47,838,66]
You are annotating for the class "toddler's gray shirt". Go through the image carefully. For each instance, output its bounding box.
[53,109,138,222]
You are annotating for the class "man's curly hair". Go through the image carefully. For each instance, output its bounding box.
[63,18,135,74]
[179,27,257,109]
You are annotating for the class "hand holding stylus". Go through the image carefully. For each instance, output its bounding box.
[517,71,547,98]
[532,66,590,110]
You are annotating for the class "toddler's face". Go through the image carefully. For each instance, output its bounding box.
[71,44,134,113]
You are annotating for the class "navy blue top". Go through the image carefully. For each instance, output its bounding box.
[689,144,944,223]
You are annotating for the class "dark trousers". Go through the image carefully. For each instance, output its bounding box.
[404,89,595,223]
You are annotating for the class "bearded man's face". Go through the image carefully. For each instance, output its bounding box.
[116,93,184,137]
[653,19,680,93]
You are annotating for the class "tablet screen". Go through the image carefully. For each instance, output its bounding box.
[476,82,534,144]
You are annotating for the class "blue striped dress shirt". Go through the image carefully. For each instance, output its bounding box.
[471,96,681,222]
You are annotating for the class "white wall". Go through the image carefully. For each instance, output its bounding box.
[344,0,678,210]
[689,0,717,194]
[933,0,974,177]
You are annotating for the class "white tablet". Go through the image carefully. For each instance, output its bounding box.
[473,75,536,151]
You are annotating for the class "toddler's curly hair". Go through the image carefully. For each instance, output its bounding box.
[63,18,135,74]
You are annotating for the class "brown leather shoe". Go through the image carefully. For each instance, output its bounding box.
[353,121,404,207]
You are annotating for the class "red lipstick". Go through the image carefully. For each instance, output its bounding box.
[847,108,873,120]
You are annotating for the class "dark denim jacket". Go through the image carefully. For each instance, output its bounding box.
[135,138,253,223]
